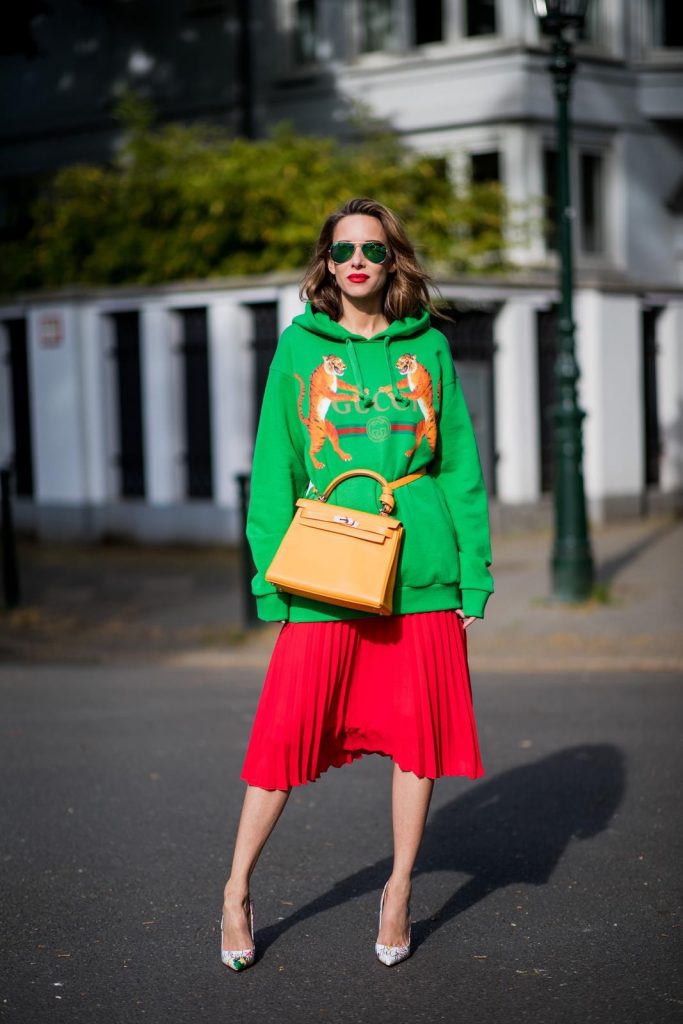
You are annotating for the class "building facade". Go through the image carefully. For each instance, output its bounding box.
[1,0,682,541]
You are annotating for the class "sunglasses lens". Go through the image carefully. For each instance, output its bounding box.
[329,241,388,264]
[362,242,387,264]
[330,242,355,263]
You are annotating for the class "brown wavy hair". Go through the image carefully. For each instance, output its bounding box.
[299,197,440,322]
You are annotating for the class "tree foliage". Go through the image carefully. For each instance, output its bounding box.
[1,98,516,293]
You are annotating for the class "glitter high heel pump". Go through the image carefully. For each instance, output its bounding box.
[220,896,255,972]
[375,881,411,966]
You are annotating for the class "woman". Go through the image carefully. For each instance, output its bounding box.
[220,197,493,970]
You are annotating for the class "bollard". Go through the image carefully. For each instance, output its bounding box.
[235,473,258,629]
[1,466,21,609]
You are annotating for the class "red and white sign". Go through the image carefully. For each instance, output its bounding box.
[39,314,64,348]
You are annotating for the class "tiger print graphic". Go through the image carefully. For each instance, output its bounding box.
[294,356,361,469]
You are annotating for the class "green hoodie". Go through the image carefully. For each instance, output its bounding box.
[247,303,494,623]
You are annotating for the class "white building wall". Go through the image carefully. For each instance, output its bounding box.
[502,125,546,266]
[2,280,681,542]
[575,291,644,518]
[208,300,254,508]
[621,130,683,286]
[141,304,182,506]
[278,286,306,336]
[77,304,109,505]
[27,306,88,505]
[657,303,683,494]
[493,298,541,503]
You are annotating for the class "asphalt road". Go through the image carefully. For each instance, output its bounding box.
[1,664,681,1024]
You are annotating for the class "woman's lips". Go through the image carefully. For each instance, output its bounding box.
[348,274,369,282]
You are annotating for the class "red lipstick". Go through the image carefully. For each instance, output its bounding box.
[348,274,369,282]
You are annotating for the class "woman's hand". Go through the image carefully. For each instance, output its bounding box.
[455,609,477,630]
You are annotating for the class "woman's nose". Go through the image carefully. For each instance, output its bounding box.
[351,244,365,267]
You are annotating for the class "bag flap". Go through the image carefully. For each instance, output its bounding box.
[295,498,401,536]
[297,517,388,544]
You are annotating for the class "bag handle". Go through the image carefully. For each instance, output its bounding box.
[319,468,426,514]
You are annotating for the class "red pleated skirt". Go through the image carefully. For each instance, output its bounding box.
[240,609,484,790]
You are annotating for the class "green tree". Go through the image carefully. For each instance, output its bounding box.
[0,100,516,294]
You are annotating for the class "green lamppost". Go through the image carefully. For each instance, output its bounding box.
[531,0,594,600]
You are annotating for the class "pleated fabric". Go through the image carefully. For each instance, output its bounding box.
[240,610,484,790]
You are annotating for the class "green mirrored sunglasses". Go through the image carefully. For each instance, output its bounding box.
[329,240,388,265]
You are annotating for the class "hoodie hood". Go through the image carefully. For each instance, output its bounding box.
[292,303,432,409]
[292,302,432,343]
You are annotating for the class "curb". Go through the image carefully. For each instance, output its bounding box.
[163,647,683,675]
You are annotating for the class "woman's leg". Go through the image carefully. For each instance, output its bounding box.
[376,764,434,947]
[222,784,291,949]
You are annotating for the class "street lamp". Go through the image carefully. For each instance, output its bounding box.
[531,0,594,601]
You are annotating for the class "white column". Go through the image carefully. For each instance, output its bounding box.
[498,0,534,40]
[394,0,412,48]
[140,304,181,504]
[208,300,254,508]
[493,298,541,503]
[76,304,108,503]
[502,126,545,266]
[443,0,464,41]
[278,285,305,335]
[656,302,683,494]
[575,290,643,512]
[27,304,87,503]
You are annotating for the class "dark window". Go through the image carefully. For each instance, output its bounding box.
[5,319,34,498]
[465,0,497,37]
[111,312,145,499]
[249,302,279,434]
[543,148,559,253]
[178,308,213,500]
[185,1,227,14]
[438,309,497,495]
[470,151,500,184]
[470,152,503,259]
[294,0,317,63]
[415,0,443,45]
[649,0,683,47]
[0,6,49,58]
[360,0,394,52]
[424,156,449,180]
[0,176,45,245]
[580,152,603,254]
[642,308,662,488]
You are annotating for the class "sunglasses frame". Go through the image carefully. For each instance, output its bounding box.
[328,240,389,265]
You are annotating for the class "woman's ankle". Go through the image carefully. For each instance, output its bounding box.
[223,879,250,904]
[387,874,412,897]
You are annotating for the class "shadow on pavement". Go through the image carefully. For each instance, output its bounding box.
[595,518,680,586]
[255,744,625,954]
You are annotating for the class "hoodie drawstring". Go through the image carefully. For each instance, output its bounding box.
[345,336,412,410]
[383,337,411,409]
[345,339,374,409]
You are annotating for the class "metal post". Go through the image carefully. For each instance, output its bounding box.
[1,466,21,609]
[548,31,594,600]
[235,473,258,628]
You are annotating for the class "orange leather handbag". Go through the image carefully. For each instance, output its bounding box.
[265,468,424,616]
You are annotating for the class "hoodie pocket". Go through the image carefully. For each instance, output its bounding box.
[395,475,460,588]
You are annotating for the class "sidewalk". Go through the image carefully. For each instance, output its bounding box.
[1,515,681,673]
